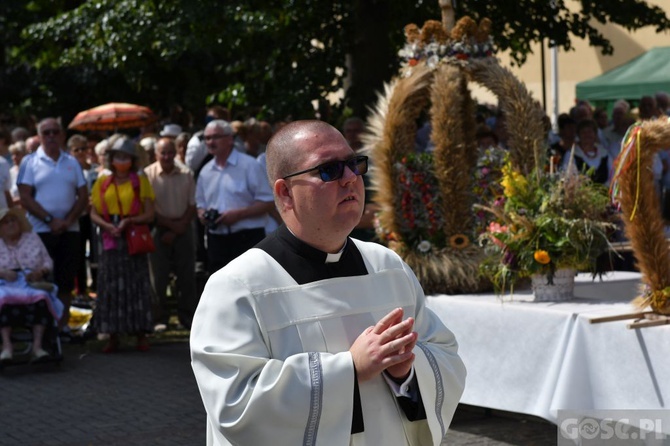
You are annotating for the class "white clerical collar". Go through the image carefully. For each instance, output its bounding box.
[325,241,347,264]
[285,226,347,263]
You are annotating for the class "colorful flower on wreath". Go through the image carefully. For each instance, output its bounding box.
[449,234,470,249]
[417,240,432,253]
[487,221,508,234]
[533,250,551,265]
[426,55,440,68]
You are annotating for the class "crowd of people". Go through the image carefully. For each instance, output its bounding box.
[0,93,668,360]
[0,106,372,359]
[474,93,670,194]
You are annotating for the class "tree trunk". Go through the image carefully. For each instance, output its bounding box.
[345,0,395,119]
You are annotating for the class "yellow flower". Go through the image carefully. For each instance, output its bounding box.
[534,250,551,265]
[500,166,527,198]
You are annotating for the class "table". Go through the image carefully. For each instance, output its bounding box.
[426,271,670,424]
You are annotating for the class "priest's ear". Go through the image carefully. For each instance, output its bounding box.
[274,179,294,211]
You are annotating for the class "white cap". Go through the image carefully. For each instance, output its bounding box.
[160,124,182,138]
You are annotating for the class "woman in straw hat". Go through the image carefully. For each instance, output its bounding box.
[89,135,155,353]
[0,207,62,363]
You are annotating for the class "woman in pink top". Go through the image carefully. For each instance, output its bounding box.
[0,207,58,363]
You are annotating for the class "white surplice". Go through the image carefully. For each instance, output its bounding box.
[190,239,466,446]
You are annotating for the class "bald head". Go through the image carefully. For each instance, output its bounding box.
[266,119,364,251]
[156,136,176,152]
[156,137,177,172]
[265,120,341,185]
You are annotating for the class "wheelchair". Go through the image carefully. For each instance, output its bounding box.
[2,323,63,369]
[0,285,64,370]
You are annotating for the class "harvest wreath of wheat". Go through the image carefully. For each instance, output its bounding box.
[364,5,545,294]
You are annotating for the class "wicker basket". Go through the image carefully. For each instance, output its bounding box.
[530,268,576,302]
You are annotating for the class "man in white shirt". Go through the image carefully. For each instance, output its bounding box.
[195,120,274,274]
[186,106,231,274]
[17,118,88,329]
[191,120,466,446]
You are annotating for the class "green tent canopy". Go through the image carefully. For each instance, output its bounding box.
[576,47,670,104]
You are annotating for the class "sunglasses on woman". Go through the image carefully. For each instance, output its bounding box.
[283,155,368,182]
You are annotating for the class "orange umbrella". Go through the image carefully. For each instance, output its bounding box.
[68,102,157,131]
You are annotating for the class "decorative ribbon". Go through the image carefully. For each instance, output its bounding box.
[609,124,642,220]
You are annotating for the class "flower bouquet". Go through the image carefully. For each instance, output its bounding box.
[477,159,617,296]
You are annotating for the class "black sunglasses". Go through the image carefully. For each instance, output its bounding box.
[283,155,368,182]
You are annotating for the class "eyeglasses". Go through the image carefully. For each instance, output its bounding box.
[283,155,368,182]
[203,133,231,142]
[71,147,87,153]
[41,129,61,136]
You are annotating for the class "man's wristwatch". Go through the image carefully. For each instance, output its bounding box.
[43,214,53,224]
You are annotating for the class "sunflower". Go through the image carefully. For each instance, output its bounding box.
[449,234,470,249]
[533,250,551,265]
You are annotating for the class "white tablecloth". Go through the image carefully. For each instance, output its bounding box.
[426,271,670,423]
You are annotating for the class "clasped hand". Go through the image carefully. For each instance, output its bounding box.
[0,269,46,282]
[107,218,132,237]
[349,307,418,382]
[48,217,70,235]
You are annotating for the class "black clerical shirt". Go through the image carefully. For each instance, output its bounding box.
[255,224,369,284]
[255,225,426,433]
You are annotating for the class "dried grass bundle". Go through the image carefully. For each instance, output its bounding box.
[467,59,545,173]
[613,119,670,314]
[431,64,477,235]
[367,62,434,246]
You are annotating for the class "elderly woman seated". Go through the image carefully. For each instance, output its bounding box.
[0,207,63,363]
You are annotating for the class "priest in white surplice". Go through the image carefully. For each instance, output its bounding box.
[190,120,466,446]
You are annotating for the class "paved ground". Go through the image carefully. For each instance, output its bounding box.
[0,337,556,446]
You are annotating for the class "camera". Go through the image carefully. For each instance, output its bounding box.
[203,209,220,229]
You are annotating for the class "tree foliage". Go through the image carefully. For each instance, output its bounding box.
[459,0,670,65]
[2,0,669,124]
